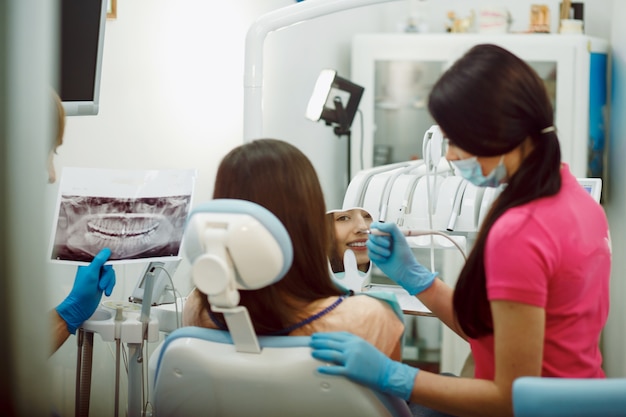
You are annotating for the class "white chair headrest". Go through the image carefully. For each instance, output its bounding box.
[184,199,293,307]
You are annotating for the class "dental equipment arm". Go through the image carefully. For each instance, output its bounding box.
[129,260,181,307]
[244,0,403,141]
[367,228,467,259]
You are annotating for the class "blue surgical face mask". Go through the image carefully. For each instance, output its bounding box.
[451,156,507,187]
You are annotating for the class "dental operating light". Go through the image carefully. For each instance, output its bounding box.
[306,69,364,137]
[305,68,365,186]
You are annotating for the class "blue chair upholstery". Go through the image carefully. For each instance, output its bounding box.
[513,376,626,417]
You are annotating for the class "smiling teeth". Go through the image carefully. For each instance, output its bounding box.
[348,242,367,247]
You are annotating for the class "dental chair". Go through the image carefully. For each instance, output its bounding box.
[149,199,412,417]
[512,376,626,417]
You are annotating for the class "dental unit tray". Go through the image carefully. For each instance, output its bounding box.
[80,301,160,344]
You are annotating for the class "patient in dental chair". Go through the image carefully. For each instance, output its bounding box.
[183,139,404,360]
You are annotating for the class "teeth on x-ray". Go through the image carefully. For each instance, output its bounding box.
[87,214,161,238]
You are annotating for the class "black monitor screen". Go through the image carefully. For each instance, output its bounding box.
[59,0,106,115]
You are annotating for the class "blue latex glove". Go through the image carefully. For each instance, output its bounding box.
[310,332,419,401]
[56,248,116,334]
[366,222,437,295]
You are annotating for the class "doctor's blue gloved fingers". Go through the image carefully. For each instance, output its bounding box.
[366,222,410,261]
[366,222,437,296]
[99,265,116,296]
[81,247,116,295]
[56,247,116,334]
[310,332,419,401]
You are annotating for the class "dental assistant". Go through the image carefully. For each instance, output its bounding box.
[310,44,611,417]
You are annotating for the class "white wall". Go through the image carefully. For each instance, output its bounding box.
[43,0,625,415]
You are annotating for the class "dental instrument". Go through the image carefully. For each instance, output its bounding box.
[366,228,421,237]
[366,228,467,261]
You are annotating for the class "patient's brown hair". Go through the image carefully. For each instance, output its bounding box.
[200,138,343,334]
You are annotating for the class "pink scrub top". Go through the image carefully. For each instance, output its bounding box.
[470,164,611,379]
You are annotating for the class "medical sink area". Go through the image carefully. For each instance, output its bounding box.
[2,0,626,416]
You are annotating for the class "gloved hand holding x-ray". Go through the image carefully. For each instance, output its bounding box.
[366,222,437,295]
[56,247,116,334]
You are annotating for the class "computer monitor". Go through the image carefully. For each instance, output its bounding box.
[58,0,107,116]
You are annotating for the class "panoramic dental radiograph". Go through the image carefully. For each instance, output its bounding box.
[51,195,191,262]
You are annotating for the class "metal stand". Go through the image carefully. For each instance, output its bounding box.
[77,265,161,417]
[127,343,144,417]
[75,329,94,417]
[330,97,353,187]
[114,338,121,417]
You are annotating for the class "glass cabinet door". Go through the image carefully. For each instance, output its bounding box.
[371,59,558,167]
[352,33,607,179]
[373,60,444,165]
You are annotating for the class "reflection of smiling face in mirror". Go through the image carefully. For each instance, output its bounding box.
[330,208,373,272]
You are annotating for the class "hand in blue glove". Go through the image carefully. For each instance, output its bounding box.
[366,222,437,295]
[310,331,419,401]
[56,248,116,334]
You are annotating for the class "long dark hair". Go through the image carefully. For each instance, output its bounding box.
[428,44,562,337]
[201,138,342,334]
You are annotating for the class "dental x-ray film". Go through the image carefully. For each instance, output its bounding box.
[49,167,196,265]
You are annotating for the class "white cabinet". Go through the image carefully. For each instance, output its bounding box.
[350,33,609,179]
